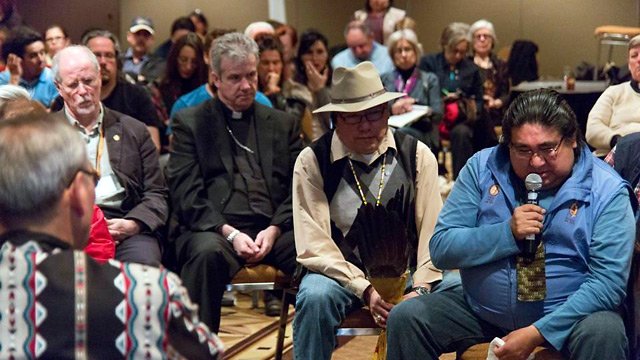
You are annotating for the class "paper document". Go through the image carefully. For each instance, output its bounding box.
[388,105,430,128]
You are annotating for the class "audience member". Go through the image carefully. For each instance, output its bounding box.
[0,26,58,107]
[0,84,115,262]
[292,61,445,360]
[386,89,636,360]
[82,29,164,150]
[586,34,640,158]
[154,16,196,61]
[331,20,394,75]
[158,32,207,113]
[256,34,304,119]
[51,46,169,266]
[123,16,163,82]
[190,9,209,40]
[0,113,223,359]
[166,33,302,331]
[169,30,273,120]
[244,21,275,40]
[44,25,70,66]
[381,28,442,152]
[269,20,298,76]
[470,19,507,148]
[354,0,406,45]
[604,132,640,360]
[419,22,483,179]
[287,29,333,142]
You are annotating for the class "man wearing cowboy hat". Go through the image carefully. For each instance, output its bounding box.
[291,61,449,359]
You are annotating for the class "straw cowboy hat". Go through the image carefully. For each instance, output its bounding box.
[313,61,404,113]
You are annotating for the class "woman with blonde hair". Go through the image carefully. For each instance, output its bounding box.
[381,28,442,152]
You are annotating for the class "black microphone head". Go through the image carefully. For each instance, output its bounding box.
[525,173,543,191]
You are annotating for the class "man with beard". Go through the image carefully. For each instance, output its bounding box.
[50,45,169,266]
[51,29,164,151]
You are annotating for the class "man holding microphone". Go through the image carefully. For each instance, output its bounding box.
[386,89,637,360]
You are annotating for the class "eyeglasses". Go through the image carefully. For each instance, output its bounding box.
[510,136,565,162]
[46,36,66,43]
[393,46,415,55]
[338,105,387,125]
[473,34,492,41]
[66,167,101,188]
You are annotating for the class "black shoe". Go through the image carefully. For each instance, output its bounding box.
[264,297,282,317]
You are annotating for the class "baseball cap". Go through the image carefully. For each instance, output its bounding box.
[129,17,155,35]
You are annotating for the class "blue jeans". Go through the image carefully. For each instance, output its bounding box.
[293,272,363,360]
[386,282,628,360]
[293,271,461,360]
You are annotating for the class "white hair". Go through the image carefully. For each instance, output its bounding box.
[470,19,498,45]
[51,45,100,83]
[0,84,30,110]
[243,21,274,40]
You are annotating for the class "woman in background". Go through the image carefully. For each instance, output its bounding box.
[354,0,405,45]
[419,22,483,179]
[285,29,333,142]
[381,28,442,153]
[44,25,70,67]
[586,34,640,158]
[470,19,507,148]
[158,32,207,114]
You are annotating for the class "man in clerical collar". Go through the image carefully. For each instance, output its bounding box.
[0,114,223,359]
[166,32,303,332]
[50,45,168,266]
[291,61,449,360]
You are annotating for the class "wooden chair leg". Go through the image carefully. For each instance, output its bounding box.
[275,289,294,360]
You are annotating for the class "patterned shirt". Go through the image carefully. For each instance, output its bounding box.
[0,230,223,359]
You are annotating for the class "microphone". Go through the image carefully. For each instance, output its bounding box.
[523,173,543,263]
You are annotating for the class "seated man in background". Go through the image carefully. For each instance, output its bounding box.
[0,26,58,107]
[154,16,195,61]
[167,33,302,332]
[51,46,169,266]
[331,20,394,76]
[292,61,446,360]
[386,89,636,360]
[50,29,165,151]
[0,114,222,359]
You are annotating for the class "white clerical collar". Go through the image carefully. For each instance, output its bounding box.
[231,110,243,119]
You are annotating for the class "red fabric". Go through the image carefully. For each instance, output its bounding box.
[85,205,115,263]
[439,101,460,140]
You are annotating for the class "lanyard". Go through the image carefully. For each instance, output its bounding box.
[95,123,105,178]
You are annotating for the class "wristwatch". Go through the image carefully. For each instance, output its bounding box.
[411,286,430,296]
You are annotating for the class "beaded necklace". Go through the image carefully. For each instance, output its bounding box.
[347,153,387,206]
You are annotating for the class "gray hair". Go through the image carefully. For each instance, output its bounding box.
[51,45,100,82]
[440,22,471,51]
[81,29,122,59]
[344,20,372,39]
[629,34,640,51]
[0,84,30,112]
[0,114,87,228]
[209,32,259,75]
[470,19,498,44]
[387,29,423,59]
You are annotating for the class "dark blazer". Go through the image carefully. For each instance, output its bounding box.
[52,107,169,232]
[166,98,304,233]
[419,52,484,113]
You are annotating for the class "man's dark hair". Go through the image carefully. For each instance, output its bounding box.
[2,26,43,62]
[171,16,195,36]
[502,88,585,158]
